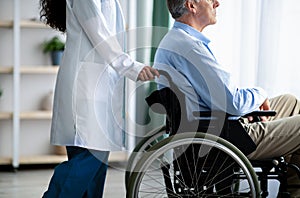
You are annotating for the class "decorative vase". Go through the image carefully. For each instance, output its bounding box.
[40,91,54,111]
[54,146,67,155]
[51,50,63,65]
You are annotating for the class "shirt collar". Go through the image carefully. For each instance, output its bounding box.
[173,21,211,45]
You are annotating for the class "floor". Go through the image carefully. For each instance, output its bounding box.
[0,162,126,198]
[0,163,280,198]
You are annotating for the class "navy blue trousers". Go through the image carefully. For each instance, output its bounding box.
[43,146,109,198]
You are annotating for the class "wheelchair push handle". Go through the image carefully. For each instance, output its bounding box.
[157,69,171,79]
[157,70,177,88]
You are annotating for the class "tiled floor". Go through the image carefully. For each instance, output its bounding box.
[0,163,126,198]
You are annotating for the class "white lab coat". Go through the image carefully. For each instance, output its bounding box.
[50,0,144,151]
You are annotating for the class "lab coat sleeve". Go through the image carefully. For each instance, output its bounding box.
[72,0,144,81]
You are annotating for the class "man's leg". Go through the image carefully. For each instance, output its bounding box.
[246,94,300,197]
[269,94,300,120]
[43,146,109,198]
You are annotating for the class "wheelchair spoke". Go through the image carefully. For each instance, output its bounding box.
[141,155,191,196]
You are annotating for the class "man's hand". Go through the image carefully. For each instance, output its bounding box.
[260,98,271,111]
[258,98,271,121]
[248,98,271,122]
[137,66,160,81]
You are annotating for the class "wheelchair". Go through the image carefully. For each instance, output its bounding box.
[126,71,300,198]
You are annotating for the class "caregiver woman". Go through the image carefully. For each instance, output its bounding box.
[40,0,159,197]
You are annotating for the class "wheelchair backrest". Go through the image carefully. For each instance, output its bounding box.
[145,70,190,135]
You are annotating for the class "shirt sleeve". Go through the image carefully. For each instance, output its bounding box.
[176,44,268,116]
[71,0,144,81]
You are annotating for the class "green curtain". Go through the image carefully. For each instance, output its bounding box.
[149,0,169,94]
[150,0,170,63]
[135,0,170,138]
[143,0,170,128]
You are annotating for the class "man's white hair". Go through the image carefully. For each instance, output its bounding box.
[167,0,200,19]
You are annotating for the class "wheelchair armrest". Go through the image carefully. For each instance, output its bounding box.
[243,110,277,118]
[242,110,276,122]
[193,110,277,121]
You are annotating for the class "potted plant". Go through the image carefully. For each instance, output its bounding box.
[43,36,65,65]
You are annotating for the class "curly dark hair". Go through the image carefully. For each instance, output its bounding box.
[39,0,66,32]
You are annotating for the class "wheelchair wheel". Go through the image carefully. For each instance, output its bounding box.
[125,125,168,188]
[127,132,260,198]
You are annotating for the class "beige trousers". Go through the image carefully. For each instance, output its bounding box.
[245,94,300,197]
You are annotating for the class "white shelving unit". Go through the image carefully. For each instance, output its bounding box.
[0,0,66,168]
[0,0,128,168]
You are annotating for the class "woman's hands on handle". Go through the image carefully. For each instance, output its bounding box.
[137,66,160,81]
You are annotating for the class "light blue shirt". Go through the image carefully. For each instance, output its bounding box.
[154,21,268,120]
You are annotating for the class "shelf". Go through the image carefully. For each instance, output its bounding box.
[0,111,52,120]
[0,155,67,166]
[0,112,12,120]
[0,152,128,166]
[0,67,13,74]
[20,66,59,74]
[109,152,128,162]
[0,157,11,165]
[19,155,67,165]
[21,20,49,28]
[20,152,129,164]
[0,20,13,28]
[0,20,49,29]
[0,66,59,74]
[20,111,52,120]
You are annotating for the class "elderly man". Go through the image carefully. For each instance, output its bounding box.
[154,0,300,196]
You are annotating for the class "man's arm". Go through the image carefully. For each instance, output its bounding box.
[178,46,268,116]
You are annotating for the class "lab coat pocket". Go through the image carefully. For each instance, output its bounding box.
[73,61,107,105]
[72,61,109,147]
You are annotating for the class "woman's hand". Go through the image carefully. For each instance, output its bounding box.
[137,66,160,81]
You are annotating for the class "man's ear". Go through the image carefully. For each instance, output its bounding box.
[185,0,197,14]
